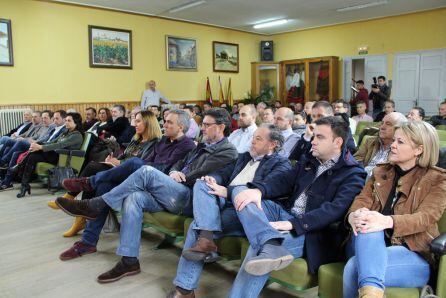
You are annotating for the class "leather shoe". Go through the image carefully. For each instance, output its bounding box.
[97,259,141,283]
[55,197,100,220]
[59,241,97,261]
[62,177,93,193]
[182,238,219,263]
[244,243,294,276]
[166,288,195,298]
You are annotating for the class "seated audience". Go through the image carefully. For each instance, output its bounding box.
[182,107,200,139]
[149,105,163,127]
[352,100,373,123]
[228,104,257,153]
[192,105,203,125]
[274,100,282,108]
[350,80,369,115]
[0,109,33,148]
[407,106,425,121]
[344,121,446,298]
[98,104,131,145]
[290,101,356,160]
[354,112,407,177]
[261,106,275,124]
[374,100,395,122]
[83,107,98,131]
[334,99,357,135]
[55,108,237,283]
[292,111,307,136]
[274,107,300,158]
[88,108,112,136]
[231,104,240,122]
[429,101,446,127]
[223,116,366,297]
[169,124,291,297]
[294,102,303,113]
[304,101,315,123]
[129,106,142,126]
[255,102,267,125]
[202,102,212,112]
[49,110,163,237]
[16,113,83,198]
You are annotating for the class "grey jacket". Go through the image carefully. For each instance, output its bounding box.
[20,124,49,140]
[170,137,238,187]
[42,130,83,152]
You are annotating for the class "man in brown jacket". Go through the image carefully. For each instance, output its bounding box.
[354,112,406,177]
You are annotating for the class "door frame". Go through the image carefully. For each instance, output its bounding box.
[342,54,388,100]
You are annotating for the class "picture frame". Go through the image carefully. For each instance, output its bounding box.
[166,35,197,71]
[0,19,14,66]
[213,41,239,73]
[88,25,132,69]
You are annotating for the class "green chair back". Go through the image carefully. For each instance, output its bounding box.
[355,121,380,135]
[436,125,446,130]
[437,130,446,142]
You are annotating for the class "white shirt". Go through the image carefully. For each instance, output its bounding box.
[228,123,257,153]
[349,117,357,136]
[141,89,170,109]
[47,125,65,142]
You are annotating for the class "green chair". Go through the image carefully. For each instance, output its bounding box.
[318,212,446,298]
[35,133,92,184]
[183,218,245,260]
[436,125,446,130]
[142,211,189,248]
[355,121,376,136]
[437,130,446,142]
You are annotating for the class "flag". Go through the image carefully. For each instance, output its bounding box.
[205,77,213,104]
[218,76,225,103]
[227,78,233,107]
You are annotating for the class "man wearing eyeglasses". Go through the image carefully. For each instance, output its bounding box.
[56,108,238,283]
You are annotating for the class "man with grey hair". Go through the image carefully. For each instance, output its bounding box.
[168,124,292,297]
[354,111,407,177]
[229,104,258,153]
[274,107,300,158]
[141,80,171,110]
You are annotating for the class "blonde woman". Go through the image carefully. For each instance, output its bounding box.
[344,121,446,298]
[49,110,162,237]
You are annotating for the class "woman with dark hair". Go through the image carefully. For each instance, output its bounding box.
[88,108,112,137]
[17,113,84,198]
[48,110,162,237]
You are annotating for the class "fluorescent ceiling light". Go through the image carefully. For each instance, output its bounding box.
[169,0,206,13]
[337,0,388,12]
[253,19,288,29]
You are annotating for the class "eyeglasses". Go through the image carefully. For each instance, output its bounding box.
[201,122,217,128]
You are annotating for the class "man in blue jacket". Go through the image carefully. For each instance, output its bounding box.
[227,116,366,298]
[168,124,292,298]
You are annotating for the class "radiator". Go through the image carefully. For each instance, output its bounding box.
[0,109,28,136]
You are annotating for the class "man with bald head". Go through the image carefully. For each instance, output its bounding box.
[140,80,171,110]
[274,107,300,158]
[354,111,407,177]
[228,104,257,153]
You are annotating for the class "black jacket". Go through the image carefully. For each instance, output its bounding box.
[369,84,391,112]
[170,138,238,187]
[97,117,130,144]
[5,122,32,137]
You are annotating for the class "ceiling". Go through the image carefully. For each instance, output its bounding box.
[52,0,446,35]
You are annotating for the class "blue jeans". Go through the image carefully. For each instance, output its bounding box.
[0,136,16,160]
[1,139,30,165]
[174,183,247,291]
[81,157,146,246]
[100,165,191,257]
[343,231,430,298]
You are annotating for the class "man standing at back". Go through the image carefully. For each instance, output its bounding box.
[141,80,171,110]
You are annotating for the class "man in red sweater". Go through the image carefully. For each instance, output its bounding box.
[350,80,369,116]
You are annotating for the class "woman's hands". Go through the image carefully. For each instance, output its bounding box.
[348,208,394,236]
[105,154,121,166]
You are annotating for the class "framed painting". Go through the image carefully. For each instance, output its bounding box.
[0,19,13,66]
[213,41,239,73]
[88,25,132,69]
[166,35,197,71]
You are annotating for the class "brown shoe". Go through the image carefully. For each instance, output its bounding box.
[181,238,219,263]
[359,286,385,298]
[62,177,93,193]
[55,197,100,220]
[59,241,97,261]
[166,288,195,298]
[97,259,141,283]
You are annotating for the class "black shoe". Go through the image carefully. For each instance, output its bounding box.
[16,183,31,198]
[55,197,100,220]
[0,183,13,191]
[243,244,294,276]
[97,259,141,283]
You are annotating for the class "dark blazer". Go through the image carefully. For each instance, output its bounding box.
[249,147,366,274]
[42,130,83,152]
[210,152,292,201]
[5,122,32,137]
[170,138,238,187]
[369,84,391,112]
[97,117,130,142]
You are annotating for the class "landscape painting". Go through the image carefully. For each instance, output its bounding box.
[213,41,239,73]
[0,19,13,66]
[166,36,197,71]
[89,25,132,69]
